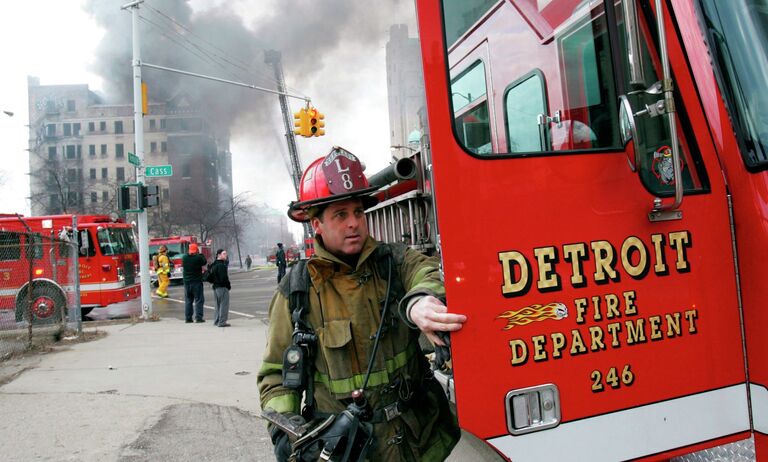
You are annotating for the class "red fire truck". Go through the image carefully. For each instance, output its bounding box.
[364,0,768,460]
[0,214,140,324]
[267,243,302,265]
[148,235,212,284]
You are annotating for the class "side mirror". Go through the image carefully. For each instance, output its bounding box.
[619,95,638,172]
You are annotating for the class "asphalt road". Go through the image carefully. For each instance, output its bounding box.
[85,266,278,322]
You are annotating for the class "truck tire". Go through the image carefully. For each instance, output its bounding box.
[81,307,94,319]
[15,281,67,325]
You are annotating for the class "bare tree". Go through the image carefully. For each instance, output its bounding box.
[172,191,253,250]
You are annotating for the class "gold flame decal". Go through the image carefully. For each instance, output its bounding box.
[497,303,568,330]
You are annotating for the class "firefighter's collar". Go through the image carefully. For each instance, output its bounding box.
[308,237,379,282]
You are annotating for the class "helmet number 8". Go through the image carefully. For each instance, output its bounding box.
[335,159,354,190]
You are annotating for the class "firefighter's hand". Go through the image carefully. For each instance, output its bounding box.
[408,296,466,347]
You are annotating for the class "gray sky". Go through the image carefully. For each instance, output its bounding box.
[0,0,416,236]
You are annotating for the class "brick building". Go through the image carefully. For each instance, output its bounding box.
[26,77,233,237]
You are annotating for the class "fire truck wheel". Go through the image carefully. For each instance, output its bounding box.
[15,282,67,325]
[80,307,94,319]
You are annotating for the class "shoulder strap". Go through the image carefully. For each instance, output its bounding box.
[278,259,309,298]
[374,243,406,302]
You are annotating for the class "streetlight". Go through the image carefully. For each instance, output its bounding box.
[2,110,13,117]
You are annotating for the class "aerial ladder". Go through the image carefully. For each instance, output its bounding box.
[265,49,313,241]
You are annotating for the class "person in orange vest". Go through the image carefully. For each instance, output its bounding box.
[155,245,170,298]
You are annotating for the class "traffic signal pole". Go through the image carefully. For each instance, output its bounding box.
[122,3,317,282]
[124,0,152,320]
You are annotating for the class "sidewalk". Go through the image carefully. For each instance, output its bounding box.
[0,318,500,461]
[0,318,272,462]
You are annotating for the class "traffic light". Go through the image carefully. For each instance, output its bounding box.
[141,81,149,115]
[308,109,325,137]
[118,185,132,211]
[140,184,160,208]
[294,108,310,137]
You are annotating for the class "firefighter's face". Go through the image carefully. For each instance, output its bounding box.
[311,199,368,260]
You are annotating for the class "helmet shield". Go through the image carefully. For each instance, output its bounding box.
[288,147,379,222]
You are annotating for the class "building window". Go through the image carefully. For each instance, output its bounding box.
[73,123,81,136]
[116,167,125,181]
[162,188,169,200]
[102,191,109,202]
[67,168,77,182]
[100,144,107,156]
[46,124,56,137]
[89,145,96,157]
[149,119,156,130]
[161,141,167,152]
[48,146,57,160]
[63,123,72,136]
[101,168,108,180]
[115,121,123,134]
[89,168,96,180]
[150,142,157,153]
[90,192,97,203]
[182,163,191,178]
[66,145,76,159]
[100,121,106,132]
[116,144,124,158]
[67,192,78,206]
[88,122,95,132]
[67,100,76,112]
[77,145,82,158]
[160,118,166,129]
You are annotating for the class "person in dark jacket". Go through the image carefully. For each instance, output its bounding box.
[275,242,286,283]
[209,249,232,327]
[182,243,207,323]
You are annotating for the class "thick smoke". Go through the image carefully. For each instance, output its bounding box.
[83,0,415,216]
[84,0,411,135]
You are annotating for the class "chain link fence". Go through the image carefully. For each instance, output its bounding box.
[0,227,78,360]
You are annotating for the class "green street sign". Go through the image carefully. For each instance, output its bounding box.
[145,165,173,177]
[128,152,140,167]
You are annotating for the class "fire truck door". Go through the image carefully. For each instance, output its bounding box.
[417,0,749,460]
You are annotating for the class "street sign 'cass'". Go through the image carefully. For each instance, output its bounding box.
[145,165,173,177]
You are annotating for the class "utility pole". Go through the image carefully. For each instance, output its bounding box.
[264,50,312,241]
[123,0,152,320]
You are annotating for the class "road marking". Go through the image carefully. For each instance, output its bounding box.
[153,296,256,318]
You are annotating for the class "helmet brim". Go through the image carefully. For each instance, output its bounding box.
[287,186,380,222]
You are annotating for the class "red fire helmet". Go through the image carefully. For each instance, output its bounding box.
[288,147,379,222]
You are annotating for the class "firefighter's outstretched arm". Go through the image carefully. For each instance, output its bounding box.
[408,295,466,346]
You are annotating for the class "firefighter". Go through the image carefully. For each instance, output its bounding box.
[257,147,466,461]
[155,245,170,298]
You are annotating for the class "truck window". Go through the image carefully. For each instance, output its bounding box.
[25,233,43,260]
[97,228,138,256]
[59,229,96,258]
[452,61,492,155]
[504,71,548,152]
[149,243,183,258]
[443,0,497,47]
[442,0,709,196]
[699,0,768,171]
[0,231,21,261]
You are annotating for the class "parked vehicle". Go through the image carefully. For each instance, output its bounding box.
[148,235,212,285]
[0,214,140,324]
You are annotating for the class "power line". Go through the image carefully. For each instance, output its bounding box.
[142,3,309,98]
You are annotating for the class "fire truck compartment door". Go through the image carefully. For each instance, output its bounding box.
[418,0,750,460]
